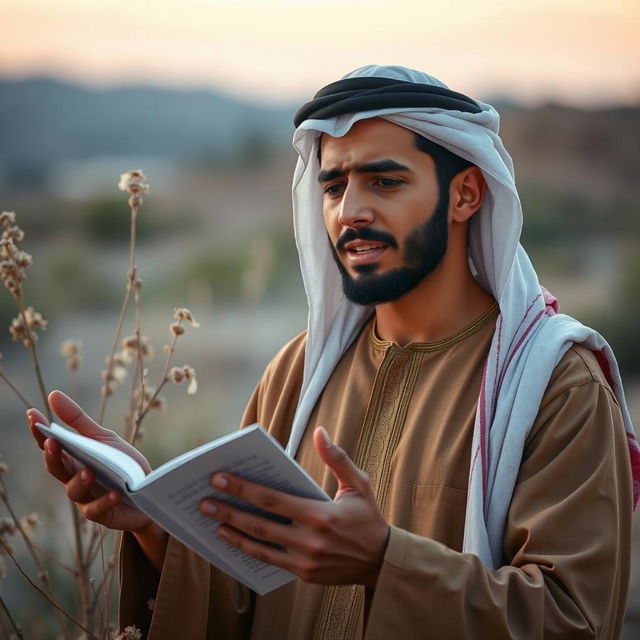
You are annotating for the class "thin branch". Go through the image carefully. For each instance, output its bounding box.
[0,593,24,639]
[0,365,32,409]
[0,537,98,640]
[98,287,133,424]
[15,296,51,421]
[0,476,71,640]
[30,542,76,575]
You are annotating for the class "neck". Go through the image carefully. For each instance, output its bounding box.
[374,227,496,346]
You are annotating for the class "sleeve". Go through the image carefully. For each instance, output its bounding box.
[118,332,307,638]
[365,379,633,640]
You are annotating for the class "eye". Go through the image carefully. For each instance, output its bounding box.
[323,183,344,196]
[374,177,403,188]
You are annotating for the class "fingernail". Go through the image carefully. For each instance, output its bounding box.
[80,469,90,482]
[201,500,217,515]
[213,475,228,489]
[217,526,229,539]
[108,491,119,502]
[319,427,332,446]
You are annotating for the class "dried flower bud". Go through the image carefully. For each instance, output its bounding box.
[0,212,16,226]
[174,308,199,327]
[169,365,198,395]
[9,307,48,347]
[2,226,24,243]
[0,221,30,298]
[113,625,143,640]
[118,170,149,196]
[170,323,185,336]
[169,367,184,384]
[60,340,82,371]
[134,385,166,414]
[14,251,32,269]
[0,518,17,536]
[122,334,154,360]
[20,512,41,539]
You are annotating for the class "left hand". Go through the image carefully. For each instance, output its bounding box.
[199,426,390,588]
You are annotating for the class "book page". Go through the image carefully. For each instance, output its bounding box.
[131,425,329,595]
[35,423,147,495]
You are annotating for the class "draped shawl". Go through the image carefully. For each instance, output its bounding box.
[286,65,640,567]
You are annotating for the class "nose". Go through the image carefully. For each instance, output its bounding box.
[337,181,374,229]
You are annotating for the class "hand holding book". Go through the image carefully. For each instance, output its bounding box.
[26,392,171,571]
[27,390,331,594]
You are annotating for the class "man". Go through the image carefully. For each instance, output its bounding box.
[29,65,639,639]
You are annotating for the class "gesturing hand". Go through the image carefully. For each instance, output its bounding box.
[199,426,390,588]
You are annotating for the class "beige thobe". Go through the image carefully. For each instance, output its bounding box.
[120,305,632,639]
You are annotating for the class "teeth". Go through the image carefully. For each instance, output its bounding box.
[353,244,383,252]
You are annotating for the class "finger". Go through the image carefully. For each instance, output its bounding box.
[43,438,76,483]
[65,467,100,503]
[48,390,106,437]
[216,524,297,573]
[200,498,296,547]
[80,491,120,523]
[27,408,49,449]
[313,427,368,493]
[210,473,312,521]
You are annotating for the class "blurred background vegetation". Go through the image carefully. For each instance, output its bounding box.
[0,78,639,637]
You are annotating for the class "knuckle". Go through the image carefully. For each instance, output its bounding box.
[305,538,326,559]
[257,491,279,512]
[253,548,269,564]
[333,446,348,464]
[251,521,267,540]
[309,508,337,531]
[298,559,318,583]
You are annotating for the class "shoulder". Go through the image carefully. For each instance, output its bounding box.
[525,343,623,452]
[543,343,618,407]
[261,330,308,382]
[252,331,307,404]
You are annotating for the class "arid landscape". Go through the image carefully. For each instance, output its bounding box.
[1,78,638,637]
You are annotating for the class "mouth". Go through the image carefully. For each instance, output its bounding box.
[342,240,388,266]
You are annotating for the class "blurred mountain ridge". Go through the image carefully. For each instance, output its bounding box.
[2,76,640,204]
[0,76,296,187]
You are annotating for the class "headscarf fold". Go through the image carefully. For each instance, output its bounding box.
[287,65,640,567]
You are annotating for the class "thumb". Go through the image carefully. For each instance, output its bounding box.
[313,426,368,494]
[48,390,106,437]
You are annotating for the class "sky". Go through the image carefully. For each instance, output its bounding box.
[1,0,639,106]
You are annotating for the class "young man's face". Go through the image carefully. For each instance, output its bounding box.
[319,118,449,305]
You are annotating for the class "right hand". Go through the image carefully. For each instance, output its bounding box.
[27,390,153,534]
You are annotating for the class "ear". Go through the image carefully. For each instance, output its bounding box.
[450,166,486,223]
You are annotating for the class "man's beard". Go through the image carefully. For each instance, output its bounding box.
[329,191,449,306]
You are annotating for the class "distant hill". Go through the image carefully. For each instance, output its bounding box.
[0,77,296,187]
[0,77,638,204]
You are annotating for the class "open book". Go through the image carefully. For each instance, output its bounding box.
[35,422,330,595]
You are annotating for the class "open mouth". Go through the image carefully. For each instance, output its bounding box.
[343,240,388,265]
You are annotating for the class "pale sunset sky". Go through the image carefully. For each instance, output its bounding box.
[1,0,638,106]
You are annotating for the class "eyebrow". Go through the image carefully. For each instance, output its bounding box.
[317,159,411,183]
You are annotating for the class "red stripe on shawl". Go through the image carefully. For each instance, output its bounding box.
[594,348,640,509]
[628,433,640,509]
[499,309,545,390]
[594,349,613,387]
[479,361,489,497]
[495,295,543,393]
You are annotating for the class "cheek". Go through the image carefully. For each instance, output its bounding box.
[322,208,339,242]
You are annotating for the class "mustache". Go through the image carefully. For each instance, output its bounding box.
[335,227,398,251]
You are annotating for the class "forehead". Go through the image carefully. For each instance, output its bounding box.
[319,118,420,166]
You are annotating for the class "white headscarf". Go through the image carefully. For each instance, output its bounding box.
[287,65,639,567]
